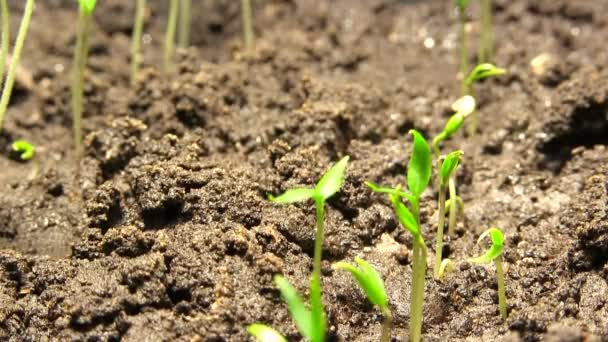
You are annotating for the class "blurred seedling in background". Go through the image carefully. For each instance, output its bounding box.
[0,0,35,132]
[469,227,507,320]
[367,130,432,342]
[241,0,254,50]
[130,0,146,86]
[456,0,472,95]
[463,63,506,136]
[248,157,349,341]
[433,151,462,279]
[478,0,494,64]
[164,0,179,73]
[334,257,392,342]
[438,258,455,281]
[72,0,97,157]
[178,0,191,49]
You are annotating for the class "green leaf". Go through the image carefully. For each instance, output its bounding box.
[456,0,472,10]
[365,181,417,204]
[468,227,505,264]
[389,193,420,238]
[11,140,35,160]
[269,188,315,204]
[334,258,389,314]
[440,151,463,186]
[465,63,507,86]
[247,324,287,342]
[443,113,465,138]
[78,0,97,15]
[274,275,313,340]
[315,156,349,200]
[407,130,432,198]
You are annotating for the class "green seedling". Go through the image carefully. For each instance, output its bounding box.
[0,0,35,132]
[469,227,507,320]
[178,0,191,49]
[438,258,455,280]
[0,0,8,83]
[478,0,494,63]
[12,139,35,160]
[464,63,506,136]
[268,156,349,342]
[433,151,462,279]
[241,0,254,50]
[334,257,392,342]
[130,0,146,86]
[164,0,179,73]
[456,0,472,95]
[367,130,431,342]
[72,0,97,157]
[247,323,287,342]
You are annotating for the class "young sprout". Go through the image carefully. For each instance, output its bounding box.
[463,63,506,136]
[241,0,254,50]
[438,258,455,281]
[367,130,431,342]
[269,156,349,342]
[72,0,97,157]
[0,0,35,132]
[247,323,287,342]
[164,0,179,73]
[433,151,462,279]
[432,95,476,158]
[469,227,507,320]
[456,0,472,95]
[130,0,146,86]
[334,257,392,342]
[0,0,8,83]
[478,0,494,63]
[178,0,191,49]
[12,139,35,160]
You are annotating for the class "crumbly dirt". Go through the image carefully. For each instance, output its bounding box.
[2,0,608,341]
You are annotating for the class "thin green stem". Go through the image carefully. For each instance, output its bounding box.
[448,176,458,236]
[0,0,9,86]
[130,0,146,87]
[71,8,91,158]
[459,8,469,96]
[0,0,34,133]
[311,198,326,342]
[410,239,427,342]
[381,310,393,342]
[479,0,493,63]
[178,0,191,49]
[433,185,446,279]
[496,255,507,320]
[164,0,179,74]
[411,197,420,225]
[241,0,254,51]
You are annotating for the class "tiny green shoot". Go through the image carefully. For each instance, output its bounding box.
[269,156,349,342]
[241,0,254,51]
[433,151,462,279]
[178,0,191,49]
[164,0,179,73]
[334,257,392,342]
[432,95,476,158]
[468,227,507,320]
[247,324,287,342]
[0,0,35,133]
[71,0,97,157]
[478,0,494,63]
[463,63,506,136]
[456,0,472,95]
[438,258,455,281]
[12,139,35,160]
[130,0,146,86]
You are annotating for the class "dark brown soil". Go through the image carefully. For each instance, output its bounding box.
[2,0,608,340]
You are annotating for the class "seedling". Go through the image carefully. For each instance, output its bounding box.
[241,0,254,50]
[130,0,146,86]
[0,0,8,83]
[468,227,507,320]
[12,139,35,160]
[463,63,506,136]
[438,258,455,280]
[0,0,35,132]
[268,156,349,342]
[367,130,431,342]
[164,0,179,73]
[478,0,494,63]
[433,151,462,279]
[72,0,97,157]
[456,0,472,95]
[178,0,191,49]
[334,257,392,342]
[247,323,287,342]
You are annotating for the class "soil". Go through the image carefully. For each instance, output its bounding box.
[1,0,608,341]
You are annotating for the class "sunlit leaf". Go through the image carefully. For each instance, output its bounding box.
[407,130,432,198]
[465,63,507,86]
[78,0,97,14]
[274,275,313,340]
[334,257,389,314]
[440,151,463,186]
[365,181,417,204]
[315,156,349,201]
[269,188,315,204]
[247,324,287,342]
[12,140,35,161]
[468,227,505,264]
[389,193,420,237]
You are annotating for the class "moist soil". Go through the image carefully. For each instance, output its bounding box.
[1,0,608,341]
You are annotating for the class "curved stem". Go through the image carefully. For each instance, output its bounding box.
[130,0,146,86]
[241,0,254,50]
[410,239,427,342]
[178,0,191,48]
[0,0,34,133]
[381,310,393,342]
[164,0,179,74]
[433,185,446,279]
[0,0,9,85]
[311,198,326,342]
[448,176,458,236]
[496,255,507,320]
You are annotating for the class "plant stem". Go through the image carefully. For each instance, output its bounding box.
[241,0,254,51]
[311,198,326,342]
[178,0,191,49]
[433,184,446,279]
[130,0,146,87]
[71,7,91,158]
[459,7,469,96]
[410,239,427,342]
[448,176,458,236]
[0,0,34,133]
[466,86,477,136]
[164,0,179,74]
[381,310,393,342]
[496,255,507,320]
[0,0,9,85]
[479,0,493,63]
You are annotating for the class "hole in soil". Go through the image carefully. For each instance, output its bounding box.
[538,101,608,172]
[167,287,192,305]
[142,202,185,230]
